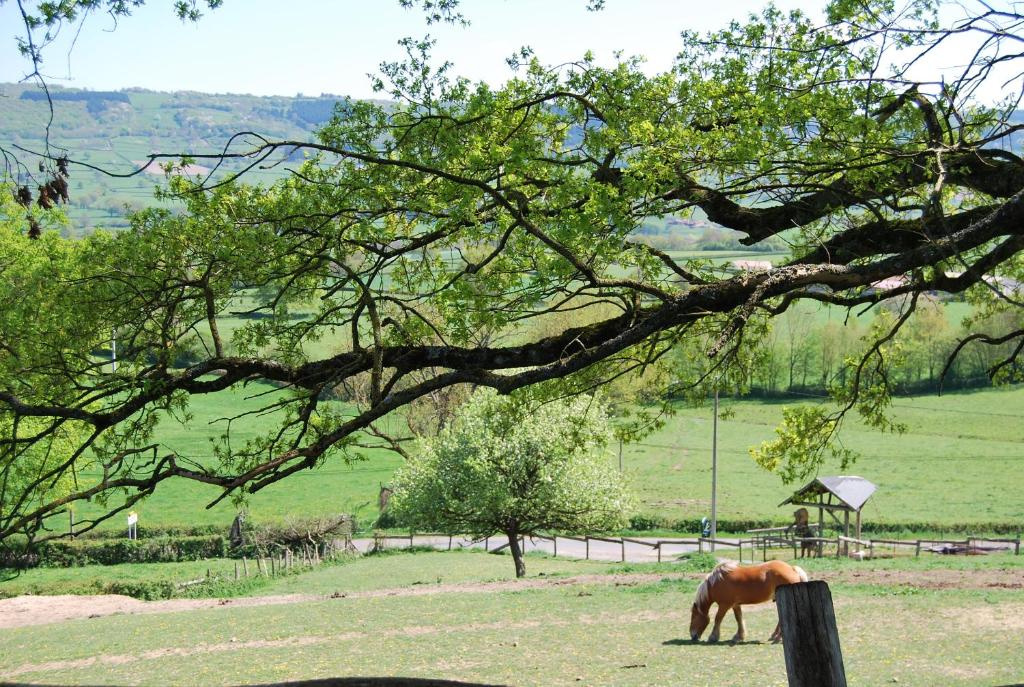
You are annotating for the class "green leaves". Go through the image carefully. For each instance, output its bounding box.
[750,405,854,484]
[389,390,633,541]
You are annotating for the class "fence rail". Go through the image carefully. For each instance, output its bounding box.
[382,531,1022,561]
[173,529,1020,594]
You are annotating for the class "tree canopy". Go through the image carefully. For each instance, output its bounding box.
[2,0,1023,542]
[389,390,631,577]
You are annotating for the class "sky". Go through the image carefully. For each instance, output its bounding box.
[0,0,817,98]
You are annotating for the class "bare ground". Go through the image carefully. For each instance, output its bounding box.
[0,566,1020,632]
[2,606,696,678]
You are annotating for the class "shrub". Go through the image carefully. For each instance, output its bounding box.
[31,535,227,567]
[236,514,355,558]
[628,515,663,531]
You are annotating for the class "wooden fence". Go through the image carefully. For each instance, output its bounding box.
[176,538,354,589]
[375,532,760,563]
[180,530,1021,590]
[389,531,1022,562]
[747,532,1021,560]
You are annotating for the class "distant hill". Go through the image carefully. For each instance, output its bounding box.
[16,85,1010,247]
[0,84,369,234]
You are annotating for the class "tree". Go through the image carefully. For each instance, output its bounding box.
[2,0,1024,541]
[388,390,632,577]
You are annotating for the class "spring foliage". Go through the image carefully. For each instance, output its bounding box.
[389,391,632,543]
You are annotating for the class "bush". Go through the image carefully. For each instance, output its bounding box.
[72,524,223,540]
[235,514,355,558]
[628,515,663,531]
[31,535,227,567]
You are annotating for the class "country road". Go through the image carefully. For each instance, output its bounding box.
[350,533,744,563]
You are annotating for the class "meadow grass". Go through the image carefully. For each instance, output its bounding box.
[625,384,1024,528]
[0,549,617,600]
[62,384,1024,536]
[1,550,1021,686]
[0,558,242,599]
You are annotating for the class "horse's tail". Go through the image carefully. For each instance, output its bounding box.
[793,565,809,583]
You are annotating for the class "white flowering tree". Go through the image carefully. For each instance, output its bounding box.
[389,390,632,577]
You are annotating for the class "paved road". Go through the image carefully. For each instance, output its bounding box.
[350,534,744,564]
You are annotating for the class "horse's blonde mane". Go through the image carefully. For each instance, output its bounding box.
[694,560,739,609]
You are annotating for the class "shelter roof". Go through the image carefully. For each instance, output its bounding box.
[779,475,877,511]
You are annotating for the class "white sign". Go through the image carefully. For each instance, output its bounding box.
[127,512,138,525]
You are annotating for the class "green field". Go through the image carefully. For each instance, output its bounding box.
[625,385,1024,528]
[61,384,1024,537]
[2,550,1022,686]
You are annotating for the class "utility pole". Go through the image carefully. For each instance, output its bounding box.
[711,388,718,552]
[618,437,623,472]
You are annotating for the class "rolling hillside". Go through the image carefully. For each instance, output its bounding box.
[1,84,366,234]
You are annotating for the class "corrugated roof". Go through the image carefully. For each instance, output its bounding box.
[779,475,877,511]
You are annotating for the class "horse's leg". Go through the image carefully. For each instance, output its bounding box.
[707,603,731,643]
[730,605,746,642]
[769,619,783,643]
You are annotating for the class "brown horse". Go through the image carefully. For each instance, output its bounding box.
[689,560,808,643]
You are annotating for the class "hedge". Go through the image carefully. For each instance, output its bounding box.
[71,524,223,540]
[627,515,1023,536]
[17,535,227,568]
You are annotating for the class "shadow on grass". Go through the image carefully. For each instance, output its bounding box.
[0,679,509,687]
[662,638,765,647]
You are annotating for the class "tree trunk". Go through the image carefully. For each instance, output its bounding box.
[506,530,526,578]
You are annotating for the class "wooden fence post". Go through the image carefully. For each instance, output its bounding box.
[553,536,557,557]
[776,581,847,687]
[585,536,590,560]
[621,538,626,562]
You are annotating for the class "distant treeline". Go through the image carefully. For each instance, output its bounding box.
[291,98,349,126]
[668,298,1024,400]
[20,90,130,114]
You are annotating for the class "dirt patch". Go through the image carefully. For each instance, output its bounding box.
[0,574,693,630]
[2,566,1020,633]
[0,592,316,630]
[814,567,1024,590]
[935,605,1024,632]
[3,635,330,679]
[3,605,694,678]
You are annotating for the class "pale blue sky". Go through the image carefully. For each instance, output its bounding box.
[1,0,815,98]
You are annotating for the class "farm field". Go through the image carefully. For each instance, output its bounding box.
[626,384,1024,528]
[66,384,1024,535]
[1,550,1022,686]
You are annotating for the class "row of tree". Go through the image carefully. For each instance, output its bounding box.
[741,300,1023,396]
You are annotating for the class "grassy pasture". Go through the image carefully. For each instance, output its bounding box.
[1,550,1022,686]
[625,384,1024,528]
[0,558,243,599]
[67,385,400,531]
[64,384,1024,535]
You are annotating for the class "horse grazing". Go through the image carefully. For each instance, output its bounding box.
[689,560,808,643]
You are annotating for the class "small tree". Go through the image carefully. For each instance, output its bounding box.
[389,390,632,577]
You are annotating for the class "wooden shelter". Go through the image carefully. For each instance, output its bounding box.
[779,476,877,553]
